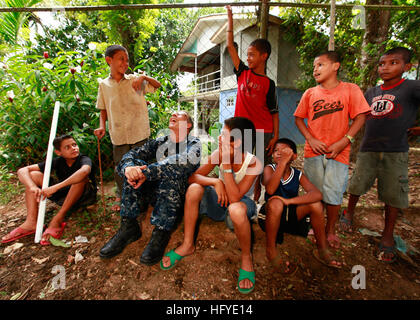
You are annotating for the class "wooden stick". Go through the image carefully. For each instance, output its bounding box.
[97,136,106,216]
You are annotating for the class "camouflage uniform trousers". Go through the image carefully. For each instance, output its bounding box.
[119,163,188,231]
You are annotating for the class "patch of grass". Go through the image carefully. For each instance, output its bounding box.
[0,166,23,205]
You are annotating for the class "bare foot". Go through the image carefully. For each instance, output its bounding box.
[239,254,254,290]
[313,248,342,268]
[327,233,340,249]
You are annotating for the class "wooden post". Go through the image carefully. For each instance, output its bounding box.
[259,0,270,39]
[329,0,336,50]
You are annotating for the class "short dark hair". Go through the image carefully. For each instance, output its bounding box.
[105,45,128,59]
[316,50,341,64]
[383,47,412,63]
[53,134,74,150]
[177,110,193,132]
[224,116,256,154]
[249,38,271,61]
[275,138,297,154]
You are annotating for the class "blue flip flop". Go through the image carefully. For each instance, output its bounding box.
[160,249,184,271]
[237,268,255,294]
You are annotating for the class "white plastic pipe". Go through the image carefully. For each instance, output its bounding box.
[34,101,61,243]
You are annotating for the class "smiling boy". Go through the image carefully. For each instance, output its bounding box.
[341,47,420,263]
[94,45,161,211]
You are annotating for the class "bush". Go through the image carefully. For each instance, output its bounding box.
[0,45,179,174]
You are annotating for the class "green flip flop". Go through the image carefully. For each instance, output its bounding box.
[237,268,255,294]
[160,249,184,271]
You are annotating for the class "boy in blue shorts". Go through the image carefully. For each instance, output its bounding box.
[160,117,263,294]
[294,51,370,249]
[258,138,341,270]
[341,47,420,263]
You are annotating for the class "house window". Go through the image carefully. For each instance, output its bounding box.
[226,96,235,107]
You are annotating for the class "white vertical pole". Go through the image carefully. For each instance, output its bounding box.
[34,101,61,243]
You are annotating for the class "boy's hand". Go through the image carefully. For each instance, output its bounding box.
[271,195,291,206]
[266,137,278,156]
[326,137,348,159]
[94,127,106,140]
[30,186,42,202]
[307,136,328,155]
[41,185,58,200]
[408,126,420,137]
[219,136,232,165]
[276,147,294,165]
[215,179,229,207]
[226,5,232,17]
[125,165,147,189]
[132,76,145,91]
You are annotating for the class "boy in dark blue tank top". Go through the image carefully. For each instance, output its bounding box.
[259,138,342,271]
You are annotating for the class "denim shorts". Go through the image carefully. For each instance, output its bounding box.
[348,152,409,209]
[199,186,257,224]
[304,155,349,205]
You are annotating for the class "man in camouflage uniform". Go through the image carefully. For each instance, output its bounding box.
[99,111,201,266]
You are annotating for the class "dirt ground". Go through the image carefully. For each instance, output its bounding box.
[0,145,419,301]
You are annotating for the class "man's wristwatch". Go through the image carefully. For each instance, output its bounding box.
[345,134,355,143]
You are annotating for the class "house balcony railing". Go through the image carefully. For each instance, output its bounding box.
[179,70,221,102]
[197,70,220,94]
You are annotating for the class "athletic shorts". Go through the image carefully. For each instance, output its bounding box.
[348,152,409,209]
[49,178,97,209]
[257,201,311,244]
[304,155,348,205]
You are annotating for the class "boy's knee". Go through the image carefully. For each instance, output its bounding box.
[228,202,247,222]
[310,201,323,214]
[186,183,204,200]
[267,198,283,216]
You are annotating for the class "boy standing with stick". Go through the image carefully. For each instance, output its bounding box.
[94,45,161,211]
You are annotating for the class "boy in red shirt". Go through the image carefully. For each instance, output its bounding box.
[294,51,370,249]
[226,6,278,199]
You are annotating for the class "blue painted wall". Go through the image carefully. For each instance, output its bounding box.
[219,88,305,145]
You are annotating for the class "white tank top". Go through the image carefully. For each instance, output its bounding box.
[220,152,256,197]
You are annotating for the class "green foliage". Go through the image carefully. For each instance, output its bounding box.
[63,0,159,69]
[0,165,23,204]
[0,46,109,170]
[0,0,43,44]
[29,17,107,56]
[279,0,418,91]
[279,0,365,90]
[0,44,174,173]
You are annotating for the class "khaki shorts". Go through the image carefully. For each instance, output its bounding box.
[347,152,409,209]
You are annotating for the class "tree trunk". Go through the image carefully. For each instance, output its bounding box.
[351,0,392,163]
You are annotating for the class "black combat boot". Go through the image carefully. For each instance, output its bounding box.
[99,217,141,259]
[140,227,171,266]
